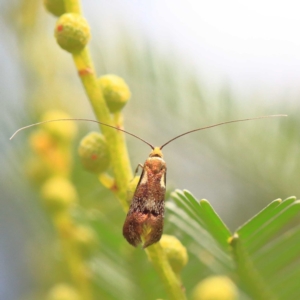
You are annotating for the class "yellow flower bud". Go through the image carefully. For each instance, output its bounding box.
[44,0,66,17]
[78,132,110,174]
[29,130,70,176]
[55,13,91,53]
[26,157,51,185]
[29,130,55,155]
[41,177,77,212]
[41,110,77,142]
[192,276,238,300]
[160,234,188,273]
[47,284,80,300]
[72,225,98,257]
[98,75,131,113]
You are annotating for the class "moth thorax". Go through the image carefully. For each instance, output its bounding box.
[145,156,166,174]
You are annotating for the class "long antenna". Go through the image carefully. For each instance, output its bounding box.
[10,118,155,149]
[159,114,287,149]
[10,115,287,150]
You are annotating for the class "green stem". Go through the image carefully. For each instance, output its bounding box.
[229,233,276,300]
[63,1,185,299]
[145,243,187,300]
[71,50,132,209]
[64,0,82,14]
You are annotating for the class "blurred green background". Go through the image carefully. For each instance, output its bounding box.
[1,1,299,299]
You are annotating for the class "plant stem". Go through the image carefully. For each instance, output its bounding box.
[64,0,82,14]
[63,1,186,299]
[145,243,187,300]
[229,233,276,300]
[72,50,132,209]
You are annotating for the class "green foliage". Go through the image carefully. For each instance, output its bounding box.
[169,190,300,299]
[2,0,300,300]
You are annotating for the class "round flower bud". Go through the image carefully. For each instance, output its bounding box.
[29,130,55,155]
[47,284,79,300]
[41,110,77,143]
[78,132,110,174]
[160,234,188,273]
[41,177,77,212]
[26,157,51,185]
[44,0,66,17]
[98,75,131,113]
[192,276,238,300]
[55,13,91,53]
[72,225,98,257]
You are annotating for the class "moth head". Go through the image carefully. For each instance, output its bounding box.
[149,147,163,158]
[146,147,166,174]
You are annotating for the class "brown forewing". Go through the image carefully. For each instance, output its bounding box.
[123,157,166,248]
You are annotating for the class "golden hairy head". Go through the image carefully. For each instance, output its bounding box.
[149,147,163,158]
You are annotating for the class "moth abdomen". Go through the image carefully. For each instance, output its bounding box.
[122,210,164,248]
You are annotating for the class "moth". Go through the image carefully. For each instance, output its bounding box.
[10,114,286,248]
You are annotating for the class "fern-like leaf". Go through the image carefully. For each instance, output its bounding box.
[169,190,300,300]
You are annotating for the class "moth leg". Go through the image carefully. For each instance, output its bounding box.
[134,163,144,177]
[129,164,144,183]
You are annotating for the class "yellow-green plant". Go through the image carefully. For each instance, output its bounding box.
[7,1,300,300]
[43,1,187,299]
